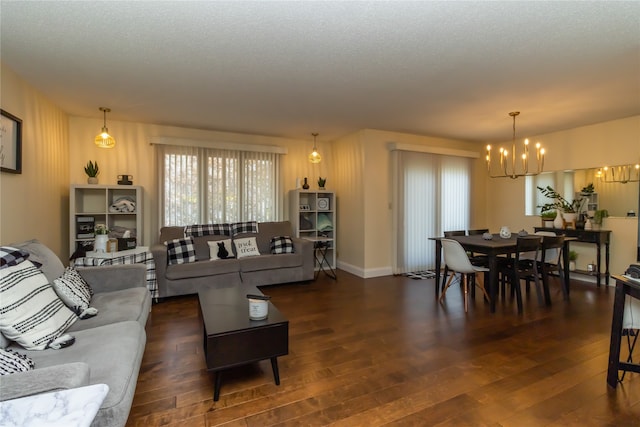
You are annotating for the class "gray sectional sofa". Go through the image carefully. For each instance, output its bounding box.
[151,221,314,299]
[0,239,150,427]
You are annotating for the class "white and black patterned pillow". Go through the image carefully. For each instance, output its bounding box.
[0,261,77,350]
[207,239,235,260]
[0,348,34,375]
[234,237,261,258]
[166,237,196,265]
[185,223,232,237]
[270,236,295,254]
[0,246,30,269]
[52,267,98,319]
[232,221,258,236]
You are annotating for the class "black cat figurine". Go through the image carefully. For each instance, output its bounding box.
[217,241,229,259]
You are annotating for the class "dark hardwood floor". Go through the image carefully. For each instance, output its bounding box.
[126,272,640,426]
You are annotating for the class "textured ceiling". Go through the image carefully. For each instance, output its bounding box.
[1,1,639,142]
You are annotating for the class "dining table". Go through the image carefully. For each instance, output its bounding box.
[430,233,573,313]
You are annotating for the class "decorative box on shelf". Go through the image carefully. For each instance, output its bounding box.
[117,237,137,251]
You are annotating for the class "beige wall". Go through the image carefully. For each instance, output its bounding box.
[333,129,484,277]
[484,115,640,282]
[68,117,333,246]
[0,63,69,260]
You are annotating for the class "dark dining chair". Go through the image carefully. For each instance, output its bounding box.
[502,236,543,314]
[467,229,489,235]
[539,235,566,302]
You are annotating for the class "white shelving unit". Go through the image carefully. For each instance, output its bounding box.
[289,189,336,269]
[576,191,598,216]
[69,185,143,256]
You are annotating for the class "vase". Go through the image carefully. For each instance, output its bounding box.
[563,212,577,228]
[87,177,98,184]
[553,211,564,228]
[584,218,593,230]
[94,234,109,252]
[302,178,309,190]
[499,226,511,239]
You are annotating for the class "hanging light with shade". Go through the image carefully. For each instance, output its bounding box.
[486,111,545,179]
[95,107,116,148]
[308,132,321,164]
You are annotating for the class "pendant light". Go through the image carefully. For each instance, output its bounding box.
[95,107,116,148]
[308,132,321,164]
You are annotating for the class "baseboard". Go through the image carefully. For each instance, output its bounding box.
[336,261,393,278]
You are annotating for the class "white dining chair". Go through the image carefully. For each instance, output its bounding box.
[440,238,490,312]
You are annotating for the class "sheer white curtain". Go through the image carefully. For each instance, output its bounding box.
[392,150,471,274]
[156,144,281,226]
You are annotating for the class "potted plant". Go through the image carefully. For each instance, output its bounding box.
[593,209,609,228]
[94,224,109,252]
[537,185,584,227]
[581,182,595,194]
[84,161,100,184]
[318,177,326,190]
[568,250,578,271]
[540,207,557,228]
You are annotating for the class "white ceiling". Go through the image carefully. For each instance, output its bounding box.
[1,1,639,143]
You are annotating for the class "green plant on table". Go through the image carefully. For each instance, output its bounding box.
[318,177,326,188]
[540,208,557,220]
[568,250,578,261]
[593,209,609,225]
[84,161,100,177]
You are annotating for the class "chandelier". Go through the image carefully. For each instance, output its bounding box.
[486,112,545,179]
[597,164,640,183]
[95,107,116,148]
[308,132,321,164]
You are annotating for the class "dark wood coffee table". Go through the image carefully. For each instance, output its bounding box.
[198,285,288,401]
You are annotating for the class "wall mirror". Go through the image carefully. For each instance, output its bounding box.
[525,165,640,262]
[526,167,638,217]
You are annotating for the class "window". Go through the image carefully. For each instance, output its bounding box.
[157,144,281,226]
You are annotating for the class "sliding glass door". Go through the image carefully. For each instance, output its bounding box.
[392,151,470,274]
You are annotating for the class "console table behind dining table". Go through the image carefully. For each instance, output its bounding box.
[430,234,573,313]
[534,227,611,286]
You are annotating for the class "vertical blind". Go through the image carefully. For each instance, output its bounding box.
[393,150,471,274]
[157,144,281,226]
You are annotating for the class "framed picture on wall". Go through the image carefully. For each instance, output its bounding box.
[0,109,23,174]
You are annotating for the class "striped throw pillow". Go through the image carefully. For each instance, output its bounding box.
[53,267,98,319]
[0,348,34,375]
[0,261,77,350]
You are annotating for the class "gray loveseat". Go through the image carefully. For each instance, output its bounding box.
[0,239,150,427]
[151,221,314,299]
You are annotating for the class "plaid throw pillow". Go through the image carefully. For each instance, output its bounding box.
[232,221,258,236]
[166,237,196,265]
[270,236,295,254]
[0,246,30,269]
[185,223,232,237]
[0,348,34,375]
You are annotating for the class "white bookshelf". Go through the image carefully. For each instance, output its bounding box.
[289,189,336,269]
[69,185,142,256]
